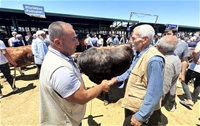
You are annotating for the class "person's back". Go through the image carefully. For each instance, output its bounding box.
[157,36,181,109]
[91,37,98,47]
[174,39,189,59]
[113,36,119,45]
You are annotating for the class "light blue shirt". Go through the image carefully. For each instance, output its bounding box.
[113,37,119,44]
[31,38,48,64]
[116,46,164,122]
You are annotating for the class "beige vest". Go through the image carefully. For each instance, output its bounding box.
[122,47,165,112]
[40,50,86,126]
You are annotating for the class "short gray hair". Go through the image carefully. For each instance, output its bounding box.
[159,37,178,53]
[48,21,73,42]
[133,24,155,44]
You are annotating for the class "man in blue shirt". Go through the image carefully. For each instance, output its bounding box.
[113,35,119,45]
[109,24,165,126]
[31,30,48,78]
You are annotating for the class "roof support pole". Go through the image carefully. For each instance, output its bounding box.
[98,22,101,34]
[11,15,19,32]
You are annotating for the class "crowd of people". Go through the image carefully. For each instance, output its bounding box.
[0,21,199,126]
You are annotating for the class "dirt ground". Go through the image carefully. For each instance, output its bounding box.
[0,65,199,126]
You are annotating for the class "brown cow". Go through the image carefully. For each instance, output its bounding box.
[6,45,34,87]
[6,45,34,67]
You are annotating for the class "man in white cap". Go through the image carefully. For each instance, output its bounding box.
[31,30,48,78]
[8,31,18,47]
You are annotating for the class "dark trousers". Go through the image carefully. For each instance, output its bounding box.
[0,63,15,88]
[123,108,163,126]
[36,64,42,76]
[182,69,200,102]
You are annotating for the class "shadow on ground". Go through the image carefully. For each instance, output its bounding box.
[93,83,126,104]
[83,115,103,126]
[1,83,36,98]
[16,73,38,81]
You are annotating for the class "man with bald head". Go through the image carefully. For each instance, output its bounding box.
[39,21,110,126]
[157,36,181,110]
[164,28,189,111]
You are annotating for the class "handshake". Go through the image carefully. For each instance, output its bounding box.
[99,77,117,92]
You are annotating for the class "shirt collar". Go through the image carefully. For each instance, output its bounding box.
[165,51,176,56]
[136,45,152,57]
[48,46,72,62]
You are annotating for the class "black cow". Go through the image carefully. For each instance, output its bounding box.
[77,44,134,84]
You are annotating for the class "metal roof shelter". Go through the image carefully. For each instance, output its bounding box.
[0,7,199,46]
[132,22,200,34]
[0,8,138,36]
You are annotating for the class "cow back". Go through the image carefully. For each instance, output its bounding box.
[6,45,34,67]
[77,44,134,84]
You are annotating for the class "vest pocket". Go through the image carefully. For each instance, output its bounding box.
[129,70,146,86]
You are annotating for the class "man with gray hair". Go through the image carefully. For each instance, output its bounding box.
[31,30,48,78]
[108,24,165,126]
[157,36,181,110]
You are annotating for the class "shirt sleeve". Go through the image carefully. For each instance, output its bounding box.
[134,56,164,122]
[38,43,47,60]
[182,43,190,58]
[0,40,6,49]
[116,58,134,82]
[50,66,81,98]
[31,41,39,56]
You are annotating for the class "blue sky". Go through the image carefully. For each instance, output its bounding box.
[0,0,200,27]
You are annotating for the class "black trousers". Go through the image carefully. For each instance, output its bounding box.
[183,69,200,102]
[36,64,42,76]
[0,63,15,88]
[123,108,163,126]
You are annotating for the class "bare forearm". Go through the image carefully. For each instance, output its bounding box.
[83,84,105,103]
[192,51,199,63]
[67,80,109,105]
[181,61,188,75]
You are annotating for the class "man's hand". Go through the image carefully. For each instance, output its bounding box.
[131,115,142,126]
[179,73,185,82]
[108,77,117,86]
[101,80,110,92]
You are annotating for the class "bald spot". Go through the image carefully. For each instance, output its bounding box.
[161,36,178,45]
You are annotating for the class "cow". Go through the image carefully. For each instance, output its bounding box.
[77,44,134,84]
[6,45,34,67]
[6,45,34,88]
[77,44,134,105]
